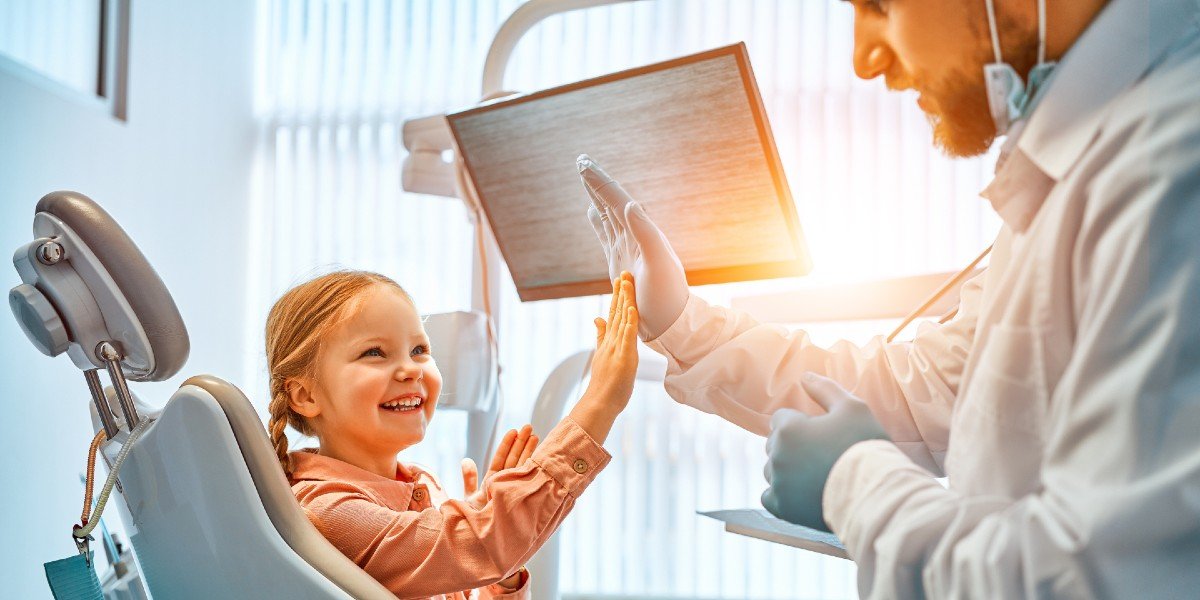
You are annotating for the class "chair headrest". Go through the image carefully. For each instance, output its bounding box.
[9,191,189,381]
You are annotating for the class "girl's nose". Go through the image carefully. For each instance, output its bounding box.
[394,359,423,381]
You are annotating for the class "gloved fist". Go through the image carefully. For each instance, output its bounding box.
[578,155,688,341]
[761,373,889,532]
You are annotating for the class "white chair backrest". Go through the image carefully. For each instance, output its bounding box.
[106,375,395,599]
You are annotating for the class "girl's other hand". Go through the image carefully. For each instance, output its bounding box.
[491,424,539,475]
[462,425,538,509]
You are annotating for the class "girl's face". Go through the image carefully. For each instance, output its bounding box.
[299,285,442,459]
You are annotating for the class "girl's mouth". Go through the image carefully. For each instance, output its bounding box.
[380,397,424,412]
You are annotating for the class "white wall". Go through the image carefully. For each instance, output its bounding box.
[0,1,255,596]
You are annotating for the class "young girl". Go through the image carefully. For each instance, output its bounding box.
[265,270,640,599]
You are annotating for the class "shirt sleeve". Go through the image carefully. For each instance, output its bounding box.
[294,417,609,599]
[822,98,1200,599]
[644,272,984,474]
[477,568,530,599]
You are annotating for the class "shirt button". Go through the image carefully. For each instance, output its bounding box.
[572,459,589,474]
[412,488,427,502]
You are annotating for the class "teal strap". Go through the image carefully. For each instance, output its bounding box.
[44,552,103,600]
[1015,62,1058,119]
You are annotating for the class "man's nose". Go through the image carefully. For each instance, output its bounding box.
[854,44,892,80]
[852,14,892,80]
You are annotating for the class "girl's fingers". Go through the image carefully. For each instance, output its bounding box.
[504,424,532,468]
[599,273,635,349]
[615,280,632,333]
[626,274,638,318]
[461,458,479,495]
[623,306,639,351]
[610,280,626,335]
[607,277,621,325]
[624,304,633,343]
[517,435,538,465]
[608,272,632,326]
[491,429,518,473]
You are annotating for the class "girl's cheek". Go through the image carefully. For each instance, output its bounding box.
[350,363,386,379]
[427,369,443,395]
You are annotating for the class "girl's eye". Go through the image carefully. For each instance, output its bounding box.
[411,344,430,357]
[360,346,385,358]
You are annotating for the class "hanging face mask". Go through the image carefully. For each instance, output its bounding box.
[982,0,1057,135]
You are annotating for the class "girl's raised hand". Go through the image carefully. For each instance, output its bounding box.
[564,271,640,444]
[587,272,640,410]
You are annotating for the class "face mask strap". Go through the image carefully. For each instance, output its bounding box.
[1037,0,1047,65]
[982,0,1051,135]
[985,0,1005,64]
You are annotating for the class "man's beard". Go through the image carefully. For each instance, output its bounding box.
[921,70,998,158]
[922,16,1038,158]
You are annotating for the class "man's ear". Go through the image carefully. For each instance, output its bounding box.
[287,377,322,419]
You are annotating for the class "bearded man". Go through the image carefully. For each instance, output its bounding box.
[580,0,1200,596]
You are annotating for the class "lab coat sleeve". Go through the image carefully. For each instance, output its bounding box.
[643,274,982,474]
[822,103,1200,599]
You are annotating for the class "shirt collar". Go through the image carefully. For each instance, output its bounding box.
[982,0,1200,231]
[289,448,425,485]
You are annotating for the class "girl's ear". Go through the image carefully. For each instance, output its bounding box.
[287,377,322,419]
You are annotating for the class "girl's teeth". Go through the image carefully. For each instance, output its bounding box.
[381,398,422,411]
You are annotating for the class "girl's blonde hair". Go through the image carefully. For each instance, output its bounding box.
[265,270,411,477]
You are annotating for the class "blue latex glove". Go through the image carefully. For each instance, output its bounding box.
[761,372,890,532]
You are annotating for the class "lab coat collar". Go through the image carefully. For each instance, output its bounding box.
[981,121,1054,232]
[981,0,1200,232]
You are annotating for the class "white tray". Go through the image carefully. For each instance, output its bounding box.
[699,509,849,560]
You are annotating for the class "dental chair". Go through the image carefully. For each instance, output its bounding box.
[10,191,499,599]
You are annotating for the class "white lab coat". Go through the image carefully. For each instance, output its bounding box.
[645,0,1200,597]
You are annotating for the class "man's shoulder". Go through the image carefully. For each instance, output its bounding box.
[1102,29,1200,141]
[1059,32,1200,258]
[1071,30,1200,194]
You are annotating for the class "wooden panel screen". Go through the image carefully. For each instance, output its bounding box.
[448,43,811,302]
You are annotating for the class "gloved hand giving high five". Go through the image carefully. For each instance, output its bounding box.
[577,154,689,341]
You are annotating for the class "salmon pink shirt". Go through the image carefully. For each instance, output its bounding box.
[289,417,610,600]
